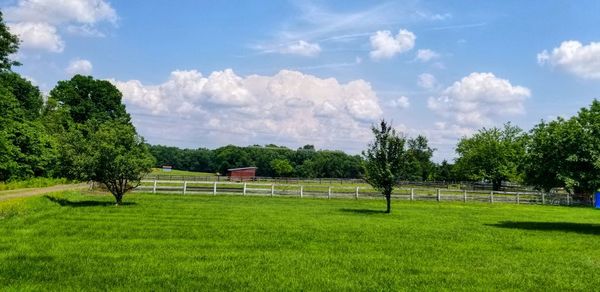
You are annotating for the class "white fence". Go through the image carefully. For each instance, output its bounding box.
[133,180,581,206]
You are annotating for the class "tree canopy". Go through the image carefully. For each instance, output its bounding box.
[454,123,527,190]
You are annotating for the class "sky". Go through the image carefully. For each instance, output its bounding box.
[3,0,600,162]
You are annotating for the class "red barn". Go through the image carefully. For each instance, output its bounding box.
[227,167,257,181]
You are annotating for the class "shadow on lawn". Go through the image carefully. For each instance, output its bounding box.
[44,195,136,207]
[339,208,387,215]
[488,221,600,235]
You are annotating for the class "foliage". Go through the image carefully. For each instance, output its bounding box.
[48,75,130,125]
[0,11,20,71]
[78,122,155,204]
[405,135,435,180]
[363,120,407,213]
[454,123,527,190]
[270,159,293,177]
[525,100,600,200]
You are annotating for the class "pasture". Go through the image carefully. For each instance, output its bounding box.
[0,191,599,290]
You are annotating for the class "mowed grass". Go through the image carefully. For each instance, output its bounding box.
[1,192,599,291]
[150,168,215,176]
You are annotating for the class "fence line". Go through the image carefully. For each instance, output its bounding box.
[133,180,582,206]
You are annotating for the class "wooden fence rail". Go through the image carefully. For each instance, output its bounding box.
[133,180,582,206]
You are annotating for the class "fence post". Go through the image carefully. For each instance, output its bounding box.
[410,188,414,201]
[271,184,274,197]
[153,180,157,194]
[213,182,217,195]
[490,191,494,203]
[300,185,303,198]
[516,192,520,204]
[436,188,440,202]
[566,193,570,206]
[183,181,187,195]
[328,186,331,199]
[355,186,359,199]
[542,193,545,205]
[243,183,247,196]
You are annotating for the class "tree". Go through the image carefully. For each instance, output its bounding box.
[82,121,155,205]
[405,135,435,181]
[48,75,130,125]
[363,120,407,213]
[454,123,527,191]
[0,11,20,71]
[271,159,293,177]
[525,100,600,202]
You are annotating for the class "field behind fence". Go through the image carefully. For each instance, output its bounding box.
[134,179,582,206]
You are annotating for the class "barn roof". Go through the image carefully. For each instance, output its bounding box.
[227,167,258,171]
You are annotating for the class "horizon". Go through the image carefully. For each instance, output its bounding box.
[5,0,600,162]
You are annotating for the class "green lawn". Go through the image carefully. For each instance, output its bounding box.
[149,168,215,176]
[1,192,599,290]
[0,177,72,192]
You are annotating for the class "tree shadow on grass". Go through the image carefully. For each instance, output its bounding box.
[339,208,387,215]
[44,195,136,207]
[487,221,600,235]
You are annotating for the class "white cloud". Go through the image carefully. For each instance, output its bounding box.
[5,0,117,25]
[415,49,440,62]
[279,40,322,57]
[8,22,64,53]
[428,72,530,127]
[537,40,600,79]
[66,58,93,75]
[4,0,117,53]
[417,73,437,89]
[389,96,410,109]
[110,69,383,150]
[369,29,416,60]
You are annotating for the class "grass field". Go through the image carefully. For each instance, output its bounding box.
[1,192,599,290]
[0,177,72,192]
[149,168,215,176]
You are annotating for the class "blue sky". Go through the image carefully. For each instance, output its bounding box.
[4,0,600,161]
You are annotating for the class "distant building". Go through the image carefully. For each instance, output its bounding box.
[162,165,173,172]
[227,167,257,181]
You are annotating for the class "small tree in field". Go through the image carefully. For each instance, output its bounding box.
[363,120,407,213]
[84,121,155,205]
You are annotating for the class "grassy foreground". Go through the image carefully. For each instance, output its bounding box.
[1,192,599,290]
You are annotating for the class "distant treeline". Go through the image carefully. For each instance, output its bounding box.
[148,139,457,181]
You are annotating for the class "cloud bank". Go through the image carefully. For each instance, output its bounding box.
[111,69,383,150]
[538,40,600,79]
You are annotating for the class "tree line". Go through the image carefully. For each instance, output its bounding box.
[148,137,443,180]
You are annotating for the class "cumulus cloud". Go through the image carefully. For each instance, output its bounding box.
[5,0,117,53]
[415,49,440,62]
[389,96,410,109]
[8,22,64,52]
[110,69,383,150]
[369,29,415,60]
[66,58,93,75]
[538,40,600,79]
[417,73,437,89]
[428,72,530,127]
[279,40,322,57]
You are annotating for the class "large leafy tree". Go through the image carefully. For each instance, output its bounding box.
[454,123,527,191]
[363,120,407,213]
[48,75,130,125]
[525,100,600,201]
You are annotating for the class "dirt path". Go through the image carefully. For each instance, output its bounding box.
[0,183,90,202]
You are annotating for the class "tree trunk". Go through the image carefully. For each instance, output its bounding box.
[492,179,502,191]
[114,194,123,206]
[385,193,391,213]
